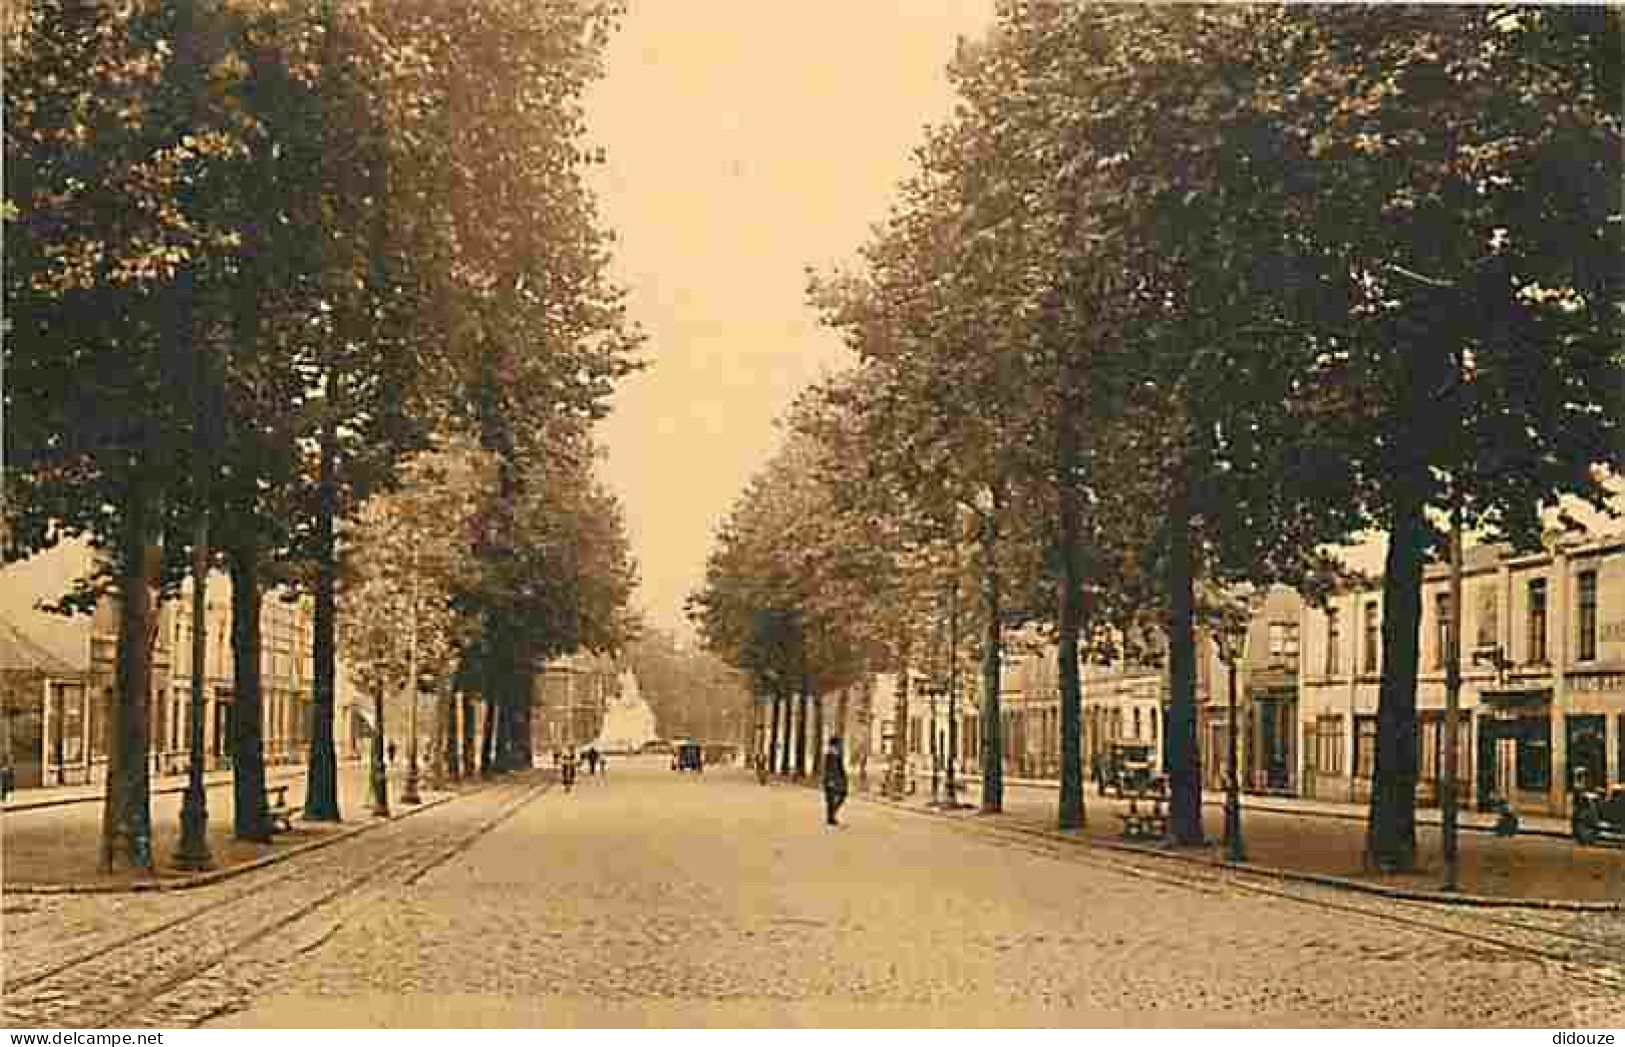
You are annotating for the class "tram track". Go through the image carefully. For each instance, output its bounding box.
[3,778,551,1028]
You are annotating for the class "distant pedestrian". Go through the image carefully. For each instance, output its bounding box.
[387,740,397,765]
[586,746,600,776]
[823,736,848,827]
[561,748,577,792]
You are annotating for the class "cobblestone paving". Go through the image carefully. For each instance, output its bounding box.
[2,779,547,1027]
[6,762,1623,1027]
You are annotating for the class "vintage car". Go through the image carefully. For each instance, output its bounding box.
[1573,784,1625,847]
[672,739,704,773]
[1095,741,1160,798]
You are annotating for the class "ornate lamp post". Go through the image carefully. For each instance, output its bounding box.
[1214,592,1257,864]
[174,545,214,870]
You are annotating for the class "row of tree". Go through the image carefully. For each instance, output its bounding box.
[4,0,641,870]
[624,629,753,746]
[694,5,1621,872]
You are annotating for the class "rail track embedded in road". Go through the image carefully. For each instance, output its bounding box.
[1,777,552,1028]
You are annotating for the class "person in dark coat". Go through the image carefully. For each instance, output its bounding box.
[823,736,848,826]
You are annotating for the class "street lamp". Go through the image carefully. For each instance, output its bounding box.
[1213,591,1258,864]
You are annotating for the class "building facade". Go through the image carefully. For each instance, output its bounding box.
[1299,532,1625,816]
[1,541,356,790]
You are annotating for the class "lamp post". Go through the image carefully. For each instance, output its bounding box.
[1442,502,1463,891]
[174,543,214,870]
[1215,597,1254,864]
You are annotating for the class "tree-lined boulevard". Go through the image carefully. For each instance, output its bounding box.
[5,0,1623,1030]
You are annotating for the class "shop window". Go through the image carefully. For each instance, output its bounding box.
[1419,711,1469,784]
[1354,715,1379,779]
[1566,715,1606,792]
[1516,728,1550,792]
[49,682,86,767]
[1577,570,1598,663]
[1132,707,1142,739]
[1528,578,1547,665]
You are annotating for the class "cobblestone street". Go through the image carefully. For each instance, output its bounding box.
[6,758,1621,1028]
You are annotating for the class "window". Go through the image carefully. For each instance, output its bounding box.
[1354,715,1379,779]
[1363,602,1380,673]
[1528,578,1548,665]
[1315,715,1345,776]
[1476,585,1498,649]
[1434,592,1451,670]
[1578,569,1598,663]
[909,716,921,755]
[1325,609,1341,675]
[1268,622,1299,666]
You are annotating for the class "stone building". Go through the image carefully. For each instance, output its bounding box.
[0,540,357,790]
[1298,531,1625,816]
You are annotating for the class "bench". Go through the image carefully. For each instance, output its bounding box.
[1117,792,1168,841]
[265,784,294,833]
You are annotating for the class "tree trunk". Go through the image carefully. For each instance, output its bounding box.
[463,692,478,778]
[100,478,157,873]
[229,539,273,842]
[480,692,496,775]
[303,410,342,821]
[446,687,463,782]
[979,495,1005,815]
[889,641,912,798]
[508,667,532,771]
[1164,475,1205,846]
[367,683,389,813]
[1365,479,1428,872]
[769,690,782,774]
[434,680,453,785]
[811,691,824,776]
[835,687,849,748]
[1057,397,1087,830]
[793,686,808,778]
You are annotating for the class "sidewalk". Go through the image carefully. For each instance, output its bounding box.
[1,761,453,890]
[3,762,320,814]
[963,773,1571,838]
[861,774,1623,905]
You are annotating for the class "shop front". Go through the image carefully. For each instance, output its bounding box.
[1475,687,1551,812]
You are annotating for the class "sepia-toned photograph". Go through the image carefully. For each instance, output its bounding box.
[1,0,1622,1031]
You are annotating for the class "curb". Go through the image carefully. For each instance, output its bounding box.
[861,793,1624,913]
[5,786,472,897]
[959,774,1573,841]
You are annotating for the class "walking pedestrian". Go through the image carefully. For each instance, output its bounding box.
[561,747,577,792]
[387,740,397,766]
[823,736,848,827]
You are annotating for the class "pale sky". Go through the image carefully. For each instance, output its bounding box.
[588,2,997,637]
